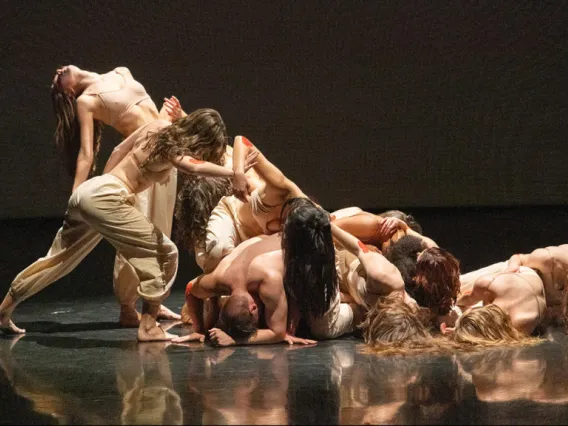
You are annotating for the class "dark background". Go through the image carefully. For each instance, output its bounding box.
[1,1,567,301]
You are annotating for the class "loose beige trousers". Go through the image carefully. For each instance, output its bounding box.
[10,174,178,304]
[113,168,177,306]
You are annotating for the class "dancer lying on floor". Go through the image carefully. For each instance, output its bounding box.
[0,109,257,341]
[49,64,182,325]
[443,244,568,345]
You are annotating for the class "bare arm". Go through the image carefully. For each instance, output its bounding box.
[331,224,405,293]
[186,274,219,333]
[102,136,137,174]
[456,275,490,308]
[73,98,96,192]
[239,271,288,345]
[233,135,305,201]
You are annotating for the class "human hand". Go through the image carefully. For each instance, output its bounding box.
[208,328,237,347]
[171,332,205,344]
[284,334,317,345]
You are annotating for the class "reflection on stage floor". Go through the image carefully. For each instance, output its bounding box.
[2,291,568,425]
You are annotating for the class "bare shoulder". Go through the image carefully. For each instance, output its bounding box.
[76,94,96,111]
[114,66,132,77]
[527,248,552,270]
[250,253,283,294]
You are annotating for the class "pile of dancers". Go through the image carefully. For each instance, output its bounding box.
[1,65,567,353]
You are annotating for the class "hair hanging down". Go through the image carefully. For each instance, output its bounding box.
[51,82,104,177]
[452,304,542,348]
[281,198,338,327]
[175,175,232,251]
[413,247,461,316]
[141,108,227,170]
[384,235,426,296]
[360,293,459,356]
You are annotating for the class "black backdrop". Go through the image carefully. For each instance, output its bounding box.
[1,0,568,220]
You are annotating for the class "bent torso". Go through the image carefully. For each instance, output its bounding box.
[80,67,159,137]
[109,119,172,193]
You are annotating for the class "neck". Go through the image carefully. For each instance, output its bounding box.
[74,70,101,93]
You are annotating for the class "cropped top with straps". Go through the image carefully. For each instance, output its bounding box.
[84,68,151,127]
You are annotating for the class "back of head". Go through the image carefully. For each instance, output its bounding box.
[413,247,461,315]
[143,108,228,169]
[360,293,432,354]
[281,198,337,322]
[217,293,258,339]
[51,77,104,177]
[175,175,232,251]
[379,210,423,234]
[384,235,426,295]
[453,304,539,347]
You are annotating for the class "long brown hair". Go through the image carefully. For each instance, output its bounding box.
[452,304,542,347]
[50,81,104,177]
[174,175,232,251]
[141,108,227,169]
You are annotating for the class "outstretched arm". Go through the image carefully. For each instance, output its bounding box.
[331,223,404,293]
[173,150,257,178]
[73,98,97,192]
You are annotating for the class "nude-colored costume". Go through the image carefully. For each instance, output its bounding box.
[85,68,178,305]
[9,121,177,305]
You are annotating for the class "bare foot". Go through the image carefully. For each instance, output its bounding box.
[0,314,25,335]
[119,306,141,328]
[180,303,192,325]
[157,305,181,321]
[137,324,176,342]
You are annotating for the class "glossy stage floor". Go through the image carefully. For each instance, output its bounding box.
[1,207,568,424]
[2,293,568,425]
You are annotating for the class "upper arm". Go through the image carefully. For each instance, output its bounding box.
[359,251,405,293]
[189,274,219,299]
[256,268,287,337]
[76,97,96,156]
[457,274,491,306]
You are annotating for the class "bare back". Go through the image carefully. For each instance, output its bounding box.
[486,269,546,334]
[520,245,568,306]
[213,234,282,294]
[109,119,173,193]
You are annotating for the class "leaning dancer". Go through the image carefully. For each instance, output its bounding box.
[0,109,256,340]
[50,65,181,325]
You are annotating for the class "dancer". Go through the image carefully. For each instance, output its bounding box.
[50,64,181,325]
[445,244,568,343]
[0,109,257,340]
[330,223,416,309]
[178,198,347,345]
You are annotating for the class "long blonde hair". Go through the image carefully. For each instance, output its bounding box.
[51,82,104,177]
[452,304,542,347]
[360,293,460,356]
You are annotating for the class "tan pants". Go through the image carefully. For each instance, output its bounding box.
[10,174,178,304]
[307,292,362,340]
[194,195,259,273]
[113,169,177,305]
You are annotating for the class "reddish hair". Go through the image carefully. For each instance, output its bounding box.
[413,247,460,315]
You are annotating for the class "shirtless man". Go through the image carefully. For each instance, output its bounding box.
[174,234,315,346]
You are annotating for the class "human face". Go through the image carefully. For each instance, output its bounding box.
[52,65,81,95]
